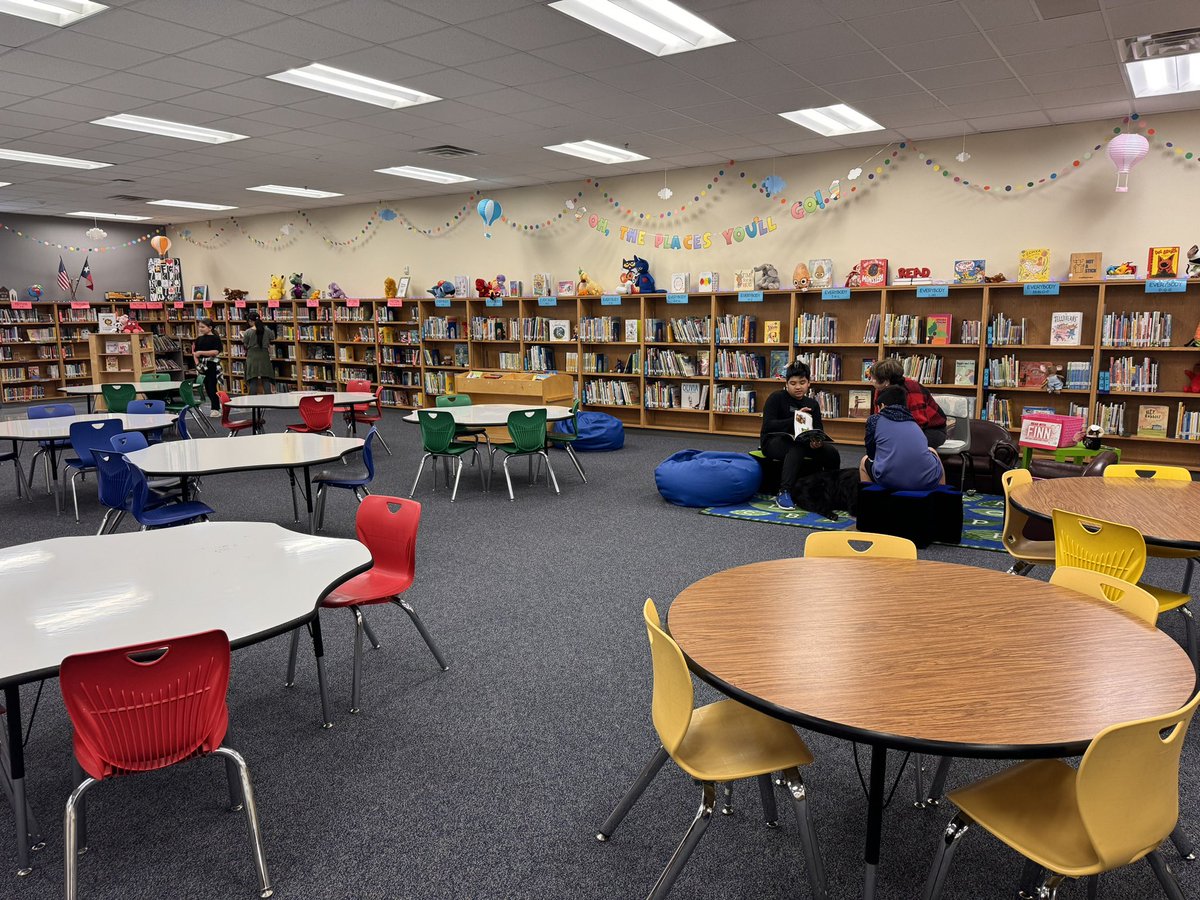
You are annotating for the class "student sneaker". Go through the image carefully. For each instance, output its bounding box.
[209,410,221,417]
[775,490,795,510]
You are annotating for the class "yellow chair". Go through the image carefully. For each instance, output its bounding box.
[803,531,917,559]
[1103,464,1191,481]
[597,600,827,900]
[1049,566,1159,626]
[922,690,1200,900]
[1001,469,1056,576]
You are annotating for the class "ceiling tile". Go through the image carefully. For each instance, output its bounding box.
[1105,0,1200,38]
[967,110,1052,132]
[177,39,306,76]
[459,54,575,87]
[1030,83,1131,107]
[395,0,537,26]
[884,34,1000,71]
[751,24,871,62]
[237,17,371,57]
[947,95,1045,117]
[1006,41,1119,75]
[641,80,742,107]
[893,121,971,140]
[933,79,1031,104]
[457,88,556,115]
[588,60,696,92]
[284,95,379,119]
[1045,100,1133,124]
[825,0,950,19]
[509,105,596,129]
[1023,65,1125,94]
[300,0,444,41]
[212,78,316,105]
[532,37,649,72]
[0,17,57,48]
[522,75,618,104]
[0,72,70,98]
[959,0,1042,27]
[911,59,1014,89]
[168,91,275,117]
[0,50,113,85]
[408,100,488,125]
[317,45,445,84]
[850,3,980,48]
[0,109,77,132]
[86,71,204,101]
[0,92,28,109]
[788,51,899,84]
[131,0,287,35]
[701,0,838,38]
[394,68,501,100]
[126,57,248,90]
[987,12,1110,53]
[72,9,222,54]
[826,74,922,102]
[21,32,162,69]
[461,5,598,51]
[389,26,500,63]
[40,87,148,113]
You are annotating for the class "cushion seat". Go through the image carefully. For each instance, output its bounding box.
[313,462,370,484]
[655,450,762,507]
[554,411,624,451]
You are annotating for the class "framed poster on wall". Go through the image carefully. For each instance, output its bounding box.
[148,257,183,304]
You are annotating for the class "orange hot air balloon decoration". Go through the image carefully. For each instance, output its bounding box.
[150,235,172,257]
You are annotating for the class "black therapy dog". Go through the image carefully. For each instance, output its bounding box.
[788,468,861,521]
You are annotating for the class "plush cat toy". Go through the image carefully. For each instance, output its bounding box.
[289,272,311,300]
[267,275,285,302]
[223,287,248,302]
[327,282,347,299]
[622,256,656,294]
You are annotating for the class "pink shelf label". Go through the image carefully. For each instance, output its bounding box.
[268,299,280,308]
[307,299,319,308]
[173,302,184,309]
[235,300,246,309]
[71,301,90,310]
[203,300,213,309]
[12,300,32,310]
[129,301,147,309]
[386,299,403,307]
[346,298,360,307]
[145,302,162,309]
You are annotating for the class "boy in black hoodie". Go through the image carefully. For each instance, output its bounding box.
[760,361,840,509]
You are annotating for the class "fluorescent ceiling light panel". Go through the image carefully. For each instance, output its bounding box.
[246,185,344,199]
[146,200,238,211]
[91,114,248,144]
[0,0,106,27]
[543,140,649,164]
[1125,53,1200,97]
[374,165,475,184]
[0,182,10,188]
[66,211,151,221]
[0,148,110,169]
[778,103,884,137]
[548,0,733,56]
[267,64,441,109]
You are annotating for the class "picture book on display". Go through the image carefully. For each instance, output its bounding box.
[859,258,887,287]
[1050,312,1084,346]
[531,273,551,297]
[681,382,708,410]
[1068,253,1102,281]
[861,358,875,381]
[1137,405,1169,438]
[698,272,717,291]
[954,359,976,385]
[848,390,872,418]
[765,320,782,343]
[769,350,789,378]
[670,272,689,293]
[1018,248,1050,282]
[925,314,951,345]
[624,319,639,342]
[953,260,985,284]
[1019,361,1052,388]
[557,280,575,296]
[1148,246,1180,278]
[453,275,471,297]
[809,259,833,289]
[734,269,755,291]
[549,320,571,342]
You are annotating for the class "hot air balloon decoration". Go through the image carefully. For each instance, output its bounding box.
[150,235,172,257]
[1107,133,1149,193]
[477,198,501,238]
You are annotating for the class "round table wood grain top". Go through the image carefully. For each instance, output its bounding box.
[1009,477,1200,551]
[667,558,1196,758]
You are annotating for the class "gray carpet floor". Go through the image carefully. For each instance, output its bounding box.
[0,405,1196,900]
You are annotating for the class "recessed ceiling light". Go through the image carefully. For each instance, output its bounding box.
[246,185,344,199]
[374,165,475,184]
[0,148,111,169]
[267,64,441,109]
[146,200,238,211]
[0,0,106,27]
[778,103,884,137]
[91,114,248,144]
[548,0,733,57]
[1125,52,1200,97]
[0,182,10,188]
[66,211,151,221]
[543,140,649,164]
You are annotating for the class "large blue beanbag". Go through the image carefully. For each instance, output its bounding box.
[554,411,624,451]
[655,450,762,507]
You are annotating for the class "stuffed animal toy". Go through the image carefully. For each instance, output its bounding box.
[267,275,285,302]
[792,263,811,290]
[576,270,602,296]
[754,263,781,291]
[289,272,311,300]
[116,314,143,334]
[475,277,503,300]
[383,278,397,299]
[223,287,248,302]
[327,282,347,299]
[984,273,1008,283]
[844,263,861,288]
[309,289,321,300]
[1043,364,1064,394]
[622,256,656,294]
[1186,245,1200,278]
[428,280,456,299]
[1185,365,1200,392]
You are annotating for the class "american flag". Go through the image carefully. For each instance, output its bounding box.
[57,257,70,293]
[80,257,93,291]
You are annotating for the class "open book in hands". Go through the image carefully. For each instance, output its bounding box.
[793,409,832,444]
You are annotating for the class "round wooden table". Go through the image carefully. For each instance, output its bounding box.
[667,557,1196,900]
[1009,477,1200,551]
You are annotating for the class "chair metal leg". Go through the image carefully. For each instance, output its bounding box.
[63,776,97,900]
[756,774,779,827]
[284,629,300,687]
[360,612,381,650]
[1038,874,1066,900]
[922,813,970,900]
[1007,560,1036,576]
[223,731,245,812]
[1017,857,1044,899]
[647,782,716,900]
[1179,606,1197,673]
[1085,874,1100,900]
[912,754,926,808]
[69,470,83,524]
[1148,850,1187,900]
[395,597,449,670]
[450,456,463,502]
[211,747,273,899]
[721,783,734,815]
[564,443,587,482]
[374,431,392,456]
[782,767,828,900]
[597,746,670,841]
[409,453,430,498]
[926,756,953,806]
[502,455,515,501]
[350,608,364,714]
[1170,824,1196,861]
[540,450,560,495]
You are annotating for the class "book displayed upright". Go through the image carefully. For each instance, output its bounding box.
[1019,361,1052,388]
[1068,253,1102,281]
[734,269,755,291]
[925,314,951,345]
[670,272,690,293]
[953,260,985,284]
[531,273,552,297]
[1018,248,1050,282]
[1148,246,1180,278]
[453,275,471,297]
[1137,405,1169,438]
[549,320,571,342]
[848,389,872,418]
[764,321,781,343]
[859,258,887,287]
[954,359,976,386]
[698,272,717,291]
[624,319,640,342]
[808,259,833,289]
[1050,312,1084,346]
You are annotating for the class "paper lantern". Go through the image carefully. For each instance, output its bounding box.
[1107,133,1149,193]
[150,235,172,256]
[476,198,501,227]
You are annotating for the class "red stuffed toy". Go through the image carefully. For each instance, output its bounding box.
[116,314,144,333]
[1185,364,1200,393]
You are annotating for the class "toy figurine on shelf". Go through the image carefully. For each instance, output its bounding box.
[475,277,503,299]
[1184,364,1200,392]
[576,269,603,296]
[754,263,781,290]
[1081,424,1105,451]
[1186,245,1200,278]
[383,277,397,299]
[267,275,285,301]
[223,287,248,302]
[621,256,657,294]
[327,282,347,299]
[984,273,1008,283]
[289,272,311,300]
[1105,261,1137,279]
[428,280,456,299]
[116,314,143,334]
[792,262,811,290]
[1043,364,1064,394]
[309,289,321,300]
[844,263,861,288]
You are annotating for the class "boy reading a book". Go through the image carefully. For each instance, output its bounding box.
[860,386,945,491]
[761,361,840,510]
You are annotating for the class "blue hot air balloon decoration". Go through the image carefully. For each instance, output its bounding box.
[477,198,501,226]
[379,208,398,221]
[761,175,786,197]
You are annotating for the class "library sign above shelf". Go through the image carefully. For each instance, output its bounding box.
[1024,283,1061,296]
[916,285,949,298]
[822,288,851,300]
[738,291,764,303]
[1146,279,1187,293]
[601,295,622,306]
[666,293,689,304]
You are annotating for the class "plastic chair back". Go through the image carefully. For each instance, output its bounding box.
[298,395,334,431]
[1052,508,1146,584]
[28,403,75,420]
[1076,690,1200,870]
[127,399,166,416]
[1103,464,1191,481]
[111,431,149,454]
[355,495,419,584]
[361,428,378,481]
[68,420,124,467]
[804,531,917,559]
[643,599,694,757]
[178,381,200,408]
[347,378,371,394]
[94,451,133,511]
[506,408,548,453]
[101,383,136,413]
[1049,566,1159,625]
[127,463,157,521]
[1001,469,1047,559]
[60,630,231,780]
[417,410,458,453]
[139,373,169,383]
[176,409,191,440]
[436,394,473,408]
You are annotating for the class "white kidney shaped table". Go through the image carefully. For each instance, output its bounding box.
[0,521,372,875]
[61,381,187,412]
[123,433,362,532]
[224,391,375,434]
[399,403,573,427]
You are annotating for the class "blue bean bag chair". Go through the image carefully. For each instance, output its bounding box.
[554,411,624,451]
[655,450,762,508]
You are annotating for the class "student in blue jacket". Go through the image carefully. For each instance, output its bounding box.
[859,385,945,490]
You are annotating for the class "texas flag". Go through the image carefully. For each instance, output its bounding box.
[57,257,70,293]
[80,257,93,290]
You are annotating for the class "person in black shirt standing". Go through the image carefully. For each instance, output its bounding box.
[191,317,223,416]
[760,361,840,509]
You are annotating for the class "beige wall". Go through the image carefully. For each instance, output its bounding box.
[170,111,1200,298]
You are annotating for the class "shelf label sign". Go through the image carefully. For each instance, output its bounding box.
[267,299,280,308]
[434,298,451,308]
[1023,282,1060,296]
[485,297,504,307]
[537,297,557,307]
[917,285,949,298]
[145,302,162,310]
[738,290,763,302]
[234,300,246,309]
[203,300,213,309]
[1145,278,1186,293]
[346,298,360,307]
[306,298,319,307]
[12,300,31,310]
[71,302,91,310]
[386,298,403,307]
[821,288,850,300]
[173,301,184,310]
[665,293,689,304]
[601,294,622,305]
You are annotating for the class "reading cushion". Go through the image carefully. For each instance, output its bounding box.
[555,411,624,451]
[655,450,762,508]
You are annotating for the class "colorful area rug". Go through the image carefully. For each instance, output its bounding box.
[699,493,1007,553]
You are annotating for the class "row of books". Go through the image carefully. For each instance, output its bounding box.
[380,369,421,387]
[0,365,59,382]
[645,347,706,377]
[378,326,420,345]
[812,390,840,419]
[301,364,334,381]
[713,385,756,413]
[380,387,420,406]
[646,317,711,343]
[337,348,375,363]
[645,381,708,410]
[381,347,419,365]
[882,314,924,345]
[423,371,452,395]
[797,313,838,344]
[794,350,841,381]
[422,346,470,367]
[470,317,519,341]
[298,325,335,341]
[714,314,757,344]
[525,346,557,372]
[714,349,765,379]
[0,310,51,323]
[578,316,623,342]
[2,384,49,402]
[1107,356,1159,393]
[581,351,641,374]
[342,327,374,343]
[583,379,637,406]
[423,317,462,340]
[988,313,1026,346]
[334,306,371,322]
[1100,312,1173,348]
[889,353,942,384]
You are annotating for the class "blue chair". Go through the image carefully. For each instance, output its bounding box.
[175,409,192,441]
[112,431,192,497]
[26,403,74,492]
[127,461,213,530]
[93,451,173,535]
[312,428,377,532]
[63,420,124,523]
[126,399,167,443]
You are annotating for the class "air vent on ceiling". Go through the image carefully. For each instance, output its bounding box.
[416,145,480,159]
[108,194,152,202]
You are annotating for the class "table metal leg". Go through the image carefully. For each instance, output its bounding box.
[303,465,315,533]
[49,444,61,515]
[4,685,31,876]
[309,616,334,729]
[863,744,887,900]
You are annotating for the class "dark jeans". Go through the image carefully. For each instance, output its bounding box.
[202,364,220,411]
[924,426,947,448]
[762,434,841,492]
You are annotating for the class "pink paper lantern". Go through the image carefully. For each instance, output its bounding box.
[1107,133,1149,192]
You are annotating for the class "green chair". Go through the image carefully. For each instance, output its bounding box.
[544,399,586,483]
[139,373,170,383]
[435,393,490,456]
[493,408,559,501]
[166,382,212,435]
[410,409,485,502]
[100,383,136,414]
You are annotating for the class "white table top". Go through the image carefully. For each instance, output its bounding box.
[62,381,186,396]
[0,522,372,687]
[401,403,573,426]
[0,413,178,442]
[225,391,374,410]
[124,432,363,476]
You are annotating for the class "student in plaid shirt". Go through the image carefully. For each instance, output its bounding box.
[870,358,947,448]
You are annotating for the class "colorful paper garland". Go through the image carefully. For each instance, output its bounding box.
[0,223,163,253]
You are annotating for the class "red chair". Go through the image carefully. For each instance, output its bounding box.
[343,377,372,435]
[218,390,255,437]
[285,395,334,436]
[59,630,271,899]
[344,383,391,455]
[285,496,446,715]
